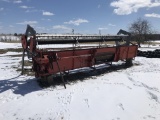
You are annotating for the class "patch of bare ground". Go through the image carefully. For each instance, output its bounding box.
[0,49,7,54]
[1,41,21,43]
[0,48,23,55]
[16,59,35,76]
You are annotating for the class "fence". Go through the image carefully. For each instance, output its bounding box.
[0,35,21,42]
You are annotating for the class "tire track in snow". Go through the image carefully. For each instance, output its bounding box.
[127,75,159,93]
[147,91,159,103]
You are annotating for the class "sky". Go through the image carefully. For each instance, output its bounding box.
[0,0,160,34]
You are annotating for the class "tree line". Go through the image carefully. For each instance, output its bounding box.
[0,18,159,45]
[128,18,160,47]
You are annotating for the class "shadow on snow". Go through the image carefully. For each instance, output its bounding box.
[0,74,42,96]
[45,63,132,87]
[0,63,136,95]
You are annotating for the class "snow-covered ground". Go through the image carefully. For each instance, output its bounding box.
[0,42,160,120]
[0,42,21,49]
[139,44,160,51]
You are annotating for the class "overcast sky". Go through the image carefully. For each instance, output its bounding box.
[0,0,160,34]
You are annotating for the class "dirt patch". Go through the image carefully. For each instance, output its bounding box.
[0,49,7,54]
[0,48,23,54]
[1,41,21,43]
[8,54,23,57]
[7,48,23,52]
[17,60,34,76]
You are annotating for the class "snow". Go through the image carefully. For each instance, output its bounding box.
[0,42,160,120]
[151,40,160,43]
[37,43,109,49]
[0,42,21,49]
[138,44,160,52]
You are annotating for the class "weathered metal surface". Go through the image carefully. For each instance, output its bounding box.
[35,38,123,45]
[31,45,138,78]
[21,25,138,87]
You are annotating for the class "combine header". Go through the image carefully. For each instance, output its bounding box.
[21,25,138,88]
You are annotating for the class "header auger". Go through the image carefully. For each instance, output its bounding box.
[21,25,138,88]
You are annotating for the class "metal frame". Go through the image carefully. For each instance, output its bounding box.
[21,25,138,88]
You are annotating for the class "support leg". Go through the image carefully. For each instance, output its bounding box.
[56,60,66,89]
[21,49,25,75]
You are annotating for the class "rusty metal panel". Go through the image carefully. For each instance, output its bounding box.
[37,54,93,77]
[127,45,138,58]
[96,47,116,54]
[32,45,138,78]
[114,45,138,61]
[119,46,129,60]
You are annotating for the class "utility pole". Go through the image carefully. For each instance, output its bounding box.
[72,29,74,34]
[99,30,101,35]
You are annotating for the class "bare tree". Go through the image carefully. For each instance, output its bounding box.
[129,18,152,47]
